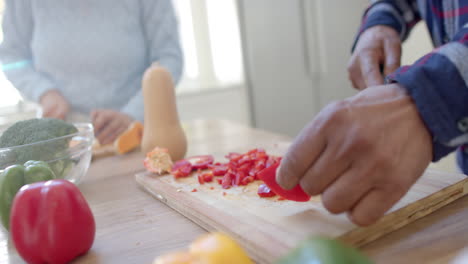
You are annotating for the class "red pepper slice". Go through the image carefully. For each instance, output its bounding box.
[257,184,276,198]
[171,160,192,178]
[257,161,310,202]
[187,155,215,170]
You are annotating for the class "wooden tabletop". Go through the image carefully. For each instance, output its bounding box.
[0,119,467,264]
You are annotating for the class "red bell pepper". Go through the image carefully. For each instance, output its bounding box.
[10,179,95,264]
[257,161,311,202]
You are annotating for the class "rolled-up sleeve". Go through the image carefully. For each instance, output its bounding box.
[352,0,421,51]
[388,25,468,163]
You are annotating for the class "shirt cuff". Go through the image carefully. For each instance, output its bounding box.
[388,56,468,161]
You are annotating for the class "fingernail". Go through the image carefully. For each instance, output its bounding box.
[276,164,293,190]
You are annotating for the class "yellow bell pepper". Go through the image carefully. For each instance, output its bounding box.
[153,232,253,264]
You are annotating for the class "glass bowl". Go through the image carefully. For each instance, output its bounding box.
[0,123,94,184]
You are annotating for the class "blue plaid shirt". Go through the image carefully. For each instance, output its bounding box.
[356,0,468,173]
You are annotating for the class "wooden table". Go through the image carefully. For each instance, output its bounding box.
[0,119,467,264]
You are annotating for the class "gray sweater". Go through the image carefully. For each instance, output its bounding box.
[0,0,183,121]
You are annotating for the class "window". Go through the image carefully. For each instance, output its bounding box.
[173,0,244,94]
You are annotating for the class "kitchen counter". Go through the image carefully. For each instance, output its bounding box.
[0,119,467,264]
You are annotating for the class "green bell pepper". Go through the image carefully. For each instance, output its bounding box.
[0,161,56,230]
[276,237,373,264]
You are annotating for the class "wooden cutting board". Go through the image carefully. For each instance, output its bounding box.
[135,147,468,264]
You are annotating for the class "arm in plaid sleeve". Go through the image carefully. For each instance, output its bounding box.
[353,0,421,50]
[389,25,468,162]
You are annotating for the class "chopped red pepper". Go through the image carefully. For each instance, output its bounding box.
[258,184,276,198]
[202,172,214,182]
[187,155,214,170]
[222,192,227,196]
[257,161,310,202]
[211,165,228,176]
[241,176,254,185]
[221,173,234,189]
[197,174,205,184]
[191,188,197,192]
[210,187,214,190]
[225,152,241,161]
[171,160,193,178]
[171,149,286,194]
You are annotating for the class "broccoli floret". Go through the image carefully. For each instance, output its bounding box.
[0,118,78,167]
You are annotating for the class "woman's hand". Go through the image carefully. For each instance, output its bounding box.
[276,83,432,226]
[91,109,133,145]
[39,90,70,120]
[348,25,402,90]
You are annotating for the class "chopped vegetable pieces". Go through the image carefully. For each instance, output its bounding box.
[257,184,276,198]
[144,147,173,174]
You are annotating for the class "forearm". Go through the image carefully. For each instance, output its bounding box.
[1,63,57,102]
[388,26,468,161]
[353,0,421,51]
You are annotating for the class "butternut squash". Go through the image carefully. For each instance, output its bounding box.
[141,65,187,161]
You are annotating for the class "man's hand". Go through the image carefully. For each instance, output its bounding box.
[348,25,402,90]
[276,83,432,226]
[39,90,70,120]
[91,109,133,145]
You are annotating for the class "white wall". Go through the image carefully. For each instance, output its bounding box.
[239,0,368,137]
[177,85,250,125]
[402,23,433,65]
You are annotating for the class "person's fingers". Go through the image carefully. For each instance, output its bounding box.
[101,122,127,145]
[320,163,375,214]
[41,102,56,117]
[93,111,111,135]
[348,59,366,90]
[46,105,65,120]
[383,39,402,76]
[348,186,404,226]
[54,103,68,120]
[360,52,384,87]
[90,110,99,121]
[97,119,122,145]
[298,146,352,196]
[277,120,327,190]
[109,124,128,143]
